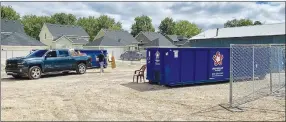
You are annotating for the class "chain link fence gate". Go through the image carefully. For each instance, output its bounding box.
[221,44,285,111]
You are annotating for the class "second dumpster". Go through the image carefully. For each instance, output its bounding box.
[75,49,108,68]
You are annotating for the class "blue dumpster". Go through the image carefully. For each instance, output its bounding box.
[75,49,108,68]
[146,48,230,86]
[146,47,273,86]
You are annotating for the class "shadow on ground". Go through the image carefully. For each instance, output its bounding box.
[121,82,169,92]
[169,80,229,88]
[86,71,112,74]
[121,81,229,92]
[1,72,79,82]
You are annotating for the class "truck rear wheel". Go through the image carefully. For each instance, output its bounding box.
[28,66,42,79]
[76,63,86,74]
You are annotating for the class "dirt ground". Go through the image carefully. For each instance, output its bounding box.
[1,61,285,121]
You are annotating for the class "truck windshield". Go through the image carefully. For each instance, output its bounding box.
[26,50,48,58]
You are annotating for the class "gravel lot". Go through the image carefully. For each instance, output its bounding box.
[1,61,285,121]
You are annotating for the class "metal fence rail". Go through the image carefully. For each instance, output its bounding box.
[228,44,285,109]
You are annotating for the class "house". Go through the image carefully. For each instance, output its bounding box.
[188,23,285,47]
[84,29,138,60]
[135,32,175,50]
[1,19,26,34]
[166,35,189,47]
[39,23,90,49]
[1,19,47,63]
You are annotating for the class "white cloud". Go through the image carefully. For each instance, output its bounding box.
[2,2,285,32]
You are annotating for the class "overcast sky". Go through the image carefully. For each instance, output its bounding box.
[2,2,285,32]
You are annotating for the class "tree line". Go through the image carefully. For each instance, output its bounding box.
[1,5,263,41]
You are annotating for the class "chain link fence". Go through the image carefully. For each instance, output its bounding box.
[228,44,285,109]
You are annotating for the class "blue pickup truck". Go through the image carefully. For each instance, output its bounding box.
[5,49,91,79]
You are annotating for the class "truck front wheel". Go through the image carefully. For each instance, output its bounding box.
[28,66,42,79]
[76,63,86,74]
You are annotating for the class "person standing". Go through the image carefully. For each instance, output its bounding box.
[97,51,105,74]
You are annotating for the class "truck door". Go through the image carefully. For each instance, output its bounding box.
[43,50,58,72]
[58,50,75,71]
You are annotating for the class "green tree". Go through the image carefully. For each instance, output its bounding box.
[224,19,263,27]
[158,17,176,36]
[131,15,155,37]
[174,20,201,38]
[77,15,122,41]
[21,15,52,40]
[77,16,98,41]
[237,19,253,26]
[109,22,122,30]
[1,5,20,20]
[96,15,122,31]
[224,19,239,27]
[50,13,77,25]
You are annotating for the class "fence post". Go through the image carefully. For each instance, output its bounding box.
[6,50,7,60]
[277,47,281,87]
[269,44,273,93]
[252,45,255,99]
[229,44,233,107]
[112,50,114,62]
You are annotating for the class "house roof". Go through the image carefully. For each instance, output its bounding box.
[166,35,188,47]
[174,40,188,46]
[167,35,188,41]
[54,35,89,45]
[1,33,11,40]
[167,35,179,42]
[102,29,137,46]
[141,32,175,47]
[189,23,286,40]
[167,35,188,42]
[180,41,190,47]
[45,23,89,39]
[68,37,89,44]
[1,32,46,46]
[85,36,125,46]
[1,19,26,34]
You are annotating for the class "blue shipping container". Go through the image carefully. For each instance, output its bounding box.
[75,49,108,68]
[146,48,230,86]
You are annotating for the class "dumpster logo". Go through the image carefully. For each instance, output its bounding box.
[155,51,160,65]
[213,51,224,66]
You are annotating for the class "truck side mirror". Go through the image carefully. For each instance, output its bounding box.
[44,55,48,60]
